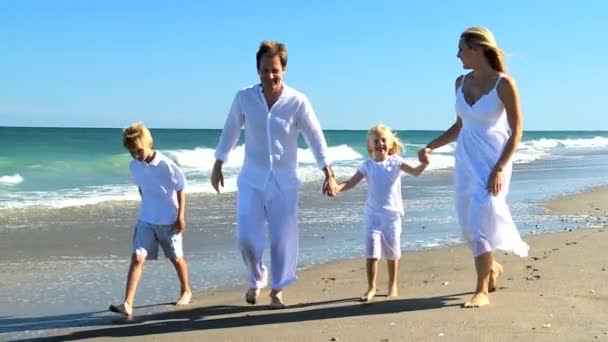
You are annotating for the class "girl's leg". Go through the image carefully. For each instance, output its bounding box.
[360,258,378,302]
[387,259,399,297]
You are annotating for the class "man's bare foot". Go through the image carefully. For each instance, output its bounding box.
[463,292,490,308]
[176,291,192,305]
[387,285,399,298]
[489,262,504,292]
[269,290,286,309]
[359,288,376,302]
[109,301,133,316]
[245,288,260,305]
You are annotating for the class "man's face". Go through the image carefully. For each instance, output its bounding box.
[258,54,285,93]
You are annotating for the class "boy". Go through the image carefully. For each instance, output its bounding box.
[110,122,192,316]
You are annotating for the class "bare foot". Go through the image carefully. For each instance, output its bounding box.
[176,291,192,305]
[269,290,286,309]
[387,285,399,298]
[359,288,376,302]
[489,262,504,292]
[463,292,490,308]
[245,288,260,305]
[109,301,133,316]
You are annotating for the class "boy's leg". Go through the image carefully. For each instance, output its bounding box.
[170,257,192,305]
[110,221,156,316]
[157,225,192,305]
[236,182,268,303]
[266,182,298,309]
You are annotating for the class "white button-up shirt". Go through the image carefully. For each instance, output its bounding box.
[214,83,331,190]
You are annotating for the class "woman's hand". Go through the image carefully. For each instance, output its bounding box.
[417,147,432,164]
[486,167,504,196]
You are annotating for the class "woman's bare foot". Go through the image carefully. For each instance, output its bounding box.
[109,301,133,316]
[269,290,286,309]
[245,288,260,305]
[387,285,399,298]
[359,288,376,302]
[463,292,490,308]
[176,291,192,305]
[489,262,504,292]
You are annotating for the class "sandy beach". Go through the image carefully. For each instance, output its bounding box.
[3,185,606,342]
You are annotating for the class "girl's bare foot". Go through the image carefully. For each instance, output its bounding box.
[269,290,286,309]
[109,301,133,316]
[176,291,192,305]
[387,285,399,298]
[245,288,260,305]
[463,292,490,308]
[489,262,504,292]
[359,288,376,302]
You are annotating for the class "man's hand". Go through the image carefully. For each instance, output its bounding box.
[211,160,224,194]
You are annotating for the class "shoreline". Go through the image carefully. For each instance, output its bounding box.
[4,185,608,341]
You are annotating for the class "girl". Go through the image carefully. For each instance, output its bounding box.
[337,124,428,302]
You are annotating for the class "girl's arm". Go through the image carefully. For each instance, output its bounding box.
[337,171,364,193]
[400,161,428,176]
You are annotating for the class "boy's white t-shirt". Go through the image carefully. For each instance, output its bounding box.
[357,154,404,216]
[129,151,187,225]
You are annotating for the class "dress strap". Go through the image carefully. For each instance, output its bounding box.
[492,74,503,90]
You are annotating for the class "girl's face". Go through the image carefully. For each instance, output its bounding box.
[368,132,393,161]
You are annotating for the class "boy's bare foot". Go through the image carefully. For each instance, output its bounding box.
[489,262,504,292]
[269,290,286,309]
[109,301,133,316]
[387,285,399,298]
[463,292,490,308]
[359,288,376,302]
[176,291,192,305]
[245,288,260,305]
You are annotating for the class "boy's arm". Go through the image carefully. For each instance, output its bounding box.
[173,190,186,233]
[400,161,428,176]
[337,171,364,193]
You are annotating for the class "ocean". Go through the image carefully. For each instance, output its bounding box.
[1,127,608,338]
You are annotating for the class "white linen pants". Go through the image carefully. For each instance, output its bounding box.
[236,178,299,290]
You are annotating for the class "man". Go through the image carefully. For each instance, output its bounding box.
[211,40,338,309]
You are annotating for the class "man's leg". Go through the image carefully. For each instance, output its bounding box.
[236,182,268,303]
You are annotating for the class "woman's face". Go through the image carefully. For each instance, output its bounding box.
[457,38,477,69]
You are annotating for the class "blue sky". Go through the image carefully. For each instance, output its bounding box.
[1,0,606,130]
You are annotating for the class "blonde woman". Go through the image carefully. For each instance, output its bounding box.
[418,27,529,308]
[337,124,428,302]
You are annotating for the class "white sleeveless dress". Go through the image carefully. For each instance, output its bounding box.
[454,74,529,257]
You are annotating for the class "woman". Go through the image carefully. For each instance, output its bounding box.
[418,27,529,308]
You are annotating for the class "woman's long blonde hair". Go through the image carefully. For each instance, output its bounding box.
[461,27,506,73]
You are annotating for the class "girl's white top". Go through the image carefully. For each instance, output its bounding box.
[358,154,405,216]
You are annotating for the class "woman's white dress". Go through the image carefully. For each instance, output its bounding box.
[454,75,529,257]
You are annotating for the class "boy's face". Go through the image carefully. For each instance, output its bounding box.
[368,132,391,161]
[128,144,154,163]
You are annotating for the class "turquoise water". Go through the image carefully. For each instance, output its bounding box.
[2,127,608,209]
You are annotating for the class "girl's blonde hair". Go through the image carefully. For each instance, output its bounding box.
[367,124,404,156]
[461,27,506,73]
[122,122,153,150]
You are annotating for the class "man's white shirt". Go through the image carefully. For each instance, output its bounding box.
[215,83,331,190]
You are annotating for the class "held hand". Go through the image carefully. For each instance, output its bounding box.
[323,176,339,197]
[173,216,186,234]
[211,162,224,194]
[486,168,504,196]
[417,147,432,164]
